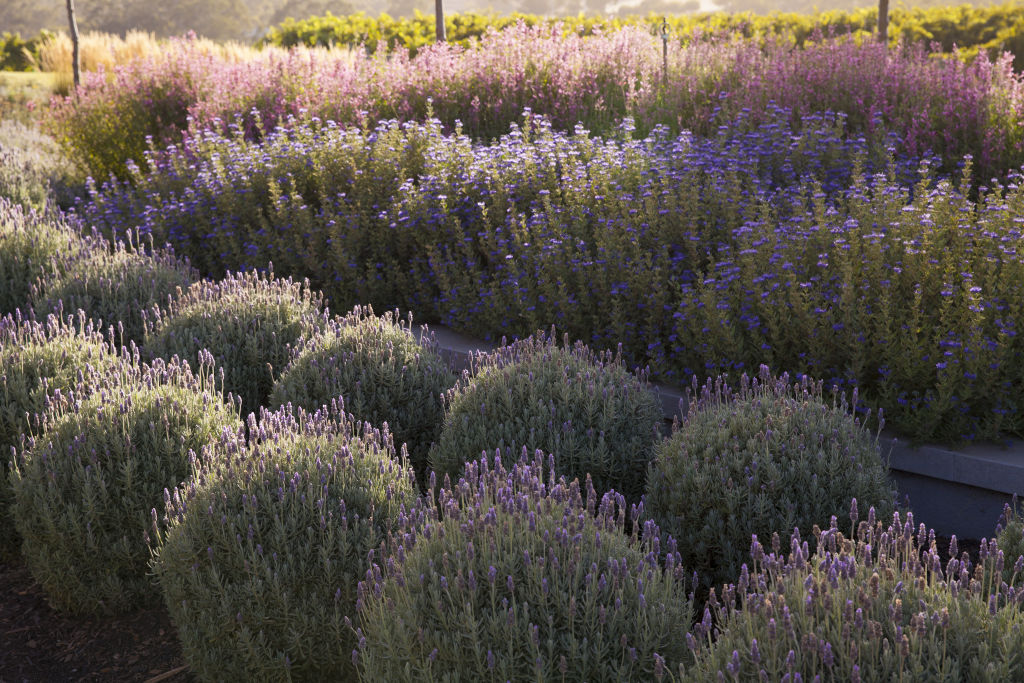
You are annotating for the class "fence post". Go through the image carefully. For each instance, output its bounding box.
[661,17,669,88]
[65,0,81,88]
[435,0,447,43]
[878,0,889,44]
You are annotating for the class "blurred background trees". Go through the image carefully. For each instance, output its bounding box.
[0,0,996,41]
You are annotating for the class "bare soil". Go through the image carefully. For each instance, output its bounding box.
[0,561,193,683]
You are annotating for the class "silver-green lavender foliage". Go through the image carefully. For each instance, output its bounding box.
[269,306,456,482]
[996,502,1024,587]
[0,200,92,316]
[0,311,118,561]
[143,268,327,418]
[10,353,242,614]
[29,232,198,347]
[0,120,80,211]
[645,365,895,594]
[152,404,418,682]
[356,450,694,682]
[689,508,1024,681]
[429,330,663,502]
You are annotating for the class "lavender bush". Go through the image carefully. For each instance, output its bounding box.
[0,200,92,316]
[645,366,894,594]
[9,352,242,614]
[79,107,1024,444]
[0,311,118,560]
[269,306,456,481]
[429,331,662,503]
[355,451,694,682]
[143,269,327,417]
[29,232,198,347]
[689,509,1024,681]
[152,404,417,682]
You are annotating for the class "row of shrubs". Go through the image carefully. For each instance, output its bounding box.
[4,197,1024,679]
[263,4,1024,66]
[79,108,1024,444]
[45,24,1024,184]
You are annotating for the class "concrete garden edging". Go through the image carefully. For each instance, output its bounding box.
[419,324,1023,539]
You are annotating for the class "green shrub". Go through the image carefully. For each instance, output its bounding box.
[0,311,117,561]
[0,31,52,71]
[10,353,241,613]
[269,306,456,481]
[645,366,895,594]
[356,450,694,682]
[144,269,327,417]
[689,509,1024,681]
[29,234,197,347]
[0,201,92,316]
[152,405,417,682]
[429,331,662,502]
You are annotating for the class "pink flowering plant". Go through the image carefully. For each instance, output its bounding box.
[48,25,1024,183]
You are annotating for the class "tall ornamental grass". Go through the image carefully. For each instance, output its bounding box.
[80,108,1024,443]
[48,24,1024,183]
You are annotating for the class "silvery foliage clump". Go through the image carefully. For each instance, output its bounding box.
[645,365,895,593]
[152,403,419,682]
[10,350,242,614]
[429,330,663,502]
[0,200,93,316]
[0,310,119,561]
[143,267,328,418]
[690,508,1024,681]
[0,120,80,210]
[355,449,695,682]
[29,228,198,346]
[270,305,457,482]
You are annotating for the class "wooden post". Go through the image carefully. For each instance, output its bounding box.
[435,0,446,43]
[661,17,668,89]
[66,0,81,88]
[878,0,889,44]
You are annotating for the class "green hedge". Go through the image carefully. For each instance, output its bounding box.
[0,31,51,72]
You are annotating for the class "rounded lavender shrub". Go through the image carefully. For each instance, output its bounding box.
[690,510,1024,681]
[645,366,894,593]
[356,450,694,681]
[0,200,92,316]
[29,235,197,346]
[10,354,241,614]
[144,269,328,417]
[0,311,118,561]
[152,405,418,682]
[429,331,662,502]
[269,306,456,480]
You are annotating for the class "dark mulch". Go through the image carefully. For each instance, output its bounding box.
[0,561,193,683]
